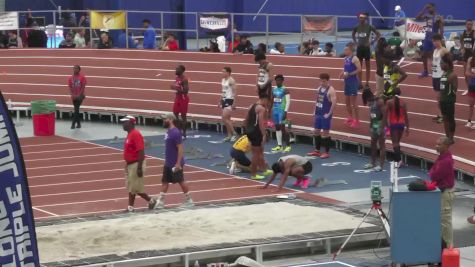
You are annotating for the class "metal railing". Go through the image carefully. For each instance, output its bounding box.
[2,10,467,53]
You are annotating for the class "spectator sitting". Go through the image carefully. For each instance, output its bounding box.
[160,33,179,51]
[269,42,285,54]
[0,31,7,49]
[7,31,23,48]
[402,39,421,61]
[142,19,156,49]
[61,11,77,39]
[450,36,462,62]
[304,39,323,56]
[74,29,87,48]
[255,43,267,55]
[27,22,48,48]
[233,35,253,54]
[323,42,336,57]
[228,32,240,53]
[200,39,220,52]
[118,30,137,49]
[299,41,310,55]
[98,32,112,49]
[388,31,403,59]
[59,32,76,48]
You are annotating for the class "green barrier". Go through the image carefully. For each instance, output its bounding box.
[31,100,56,115]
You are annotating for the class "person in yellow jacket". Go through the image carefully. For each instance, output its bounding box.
[229,135,252,174]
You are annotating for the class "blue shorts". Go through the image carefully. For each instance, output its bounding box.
[272,110,285,125]
[432,78,441,91]
[314,115,332,130]
[422,38,434,52]
[344,81,359,96]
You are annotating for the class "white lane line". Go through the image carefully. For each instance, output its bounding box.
[33,207,58,216]
[21,141,82,148]
[23,147,107,155]
[25,153,121,162]
[27,160,124,170]
[28,165,164,179]
[400,62,416,68]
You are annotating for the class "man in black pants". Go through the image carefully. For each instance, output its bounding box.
[68,65,86,129]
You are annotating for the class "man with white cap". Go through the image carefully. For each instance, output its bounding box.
[120,115,157,212]
[394,5,406,27]
[155,113,194,208]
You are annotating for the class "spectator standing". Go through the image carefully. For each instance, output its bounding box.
[118,30,137,49]
[161,33,179,51]
[154,113,194,209]
[394,5,406,27]
[142,19,156,49]
[233,35,253,54]
[61,11,77,39]
[68,65,86,129]
[416,3,444,77]
[429,136,455,248]
[7,31,23,48]
[269,42,285,54]
[98,32,112,49]
[78,13,91,45]
[352,12,381,87]
[74,29,87,48]
[461,20,475,96]
[58,32,76,48]
[120,115,157,212]
[27,22,47,48]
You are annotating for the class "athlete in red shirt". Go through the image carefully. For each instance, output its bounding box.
[68,65,86,129]
[171,65,189,138]
[121,115,156,212]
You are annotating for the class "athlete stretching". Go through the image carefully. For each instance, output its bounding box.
[271,74,291,153]
[219,66,238,142]
[307,73,337,159]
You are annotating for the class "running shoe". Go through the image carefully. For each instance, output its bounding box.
[320,152,330,159]
[350,120,360,128]
[364,163,374,169]
[229,160,236,175]
[181,197,194,208]
[148,197,158,210]
[271,145,283,152]
[462,90,468,96]
[432,115,443,123]
[261,169,274,176]
[373,166,382,172]
[418,71,429,78]
[283,146,292,153]
[127,206,134,212]
[230,134,238,142]
[465,121,473,128]
[251,174,266,180]
[293,179,303,187]
[301,177,311,189]
[155,198,165,209]
[222,136,231,142]
[307,150,321,157]
[345,118,353,125]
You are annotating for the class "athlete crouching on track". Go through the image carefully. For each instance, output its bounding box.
[171,65,190,138]
[121,116,157,212]
[439,54,458,144]
[263,155,313,191]
[362,88,386,172]
[245,97,273,180]
[219,66,238,142]
[229,135,252,174]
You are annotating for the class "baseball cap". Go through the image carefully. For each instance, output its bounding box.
[160,113,177,121]
[119,115,136,124]
[395,5,401,11]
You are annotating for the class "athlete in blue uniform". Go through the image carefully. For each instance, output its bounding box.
[340,45,361,128]
[307,73,337,159]
[416,3,444,77]
[271,74,291,152]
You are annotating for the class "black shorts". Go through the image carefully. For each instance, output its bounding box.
[432,78,441,92]
[463,50,474,62]
[230,148,251,167]
[257,83,272,99]
[162,165,184,184]
[221,99,234,109]
[302,161,313,175]
[246,130,263,147]
[357,46,371,61]
[439,101,455,121]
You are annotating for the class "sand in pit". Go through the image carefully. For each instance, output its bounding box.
[37,202,370,263]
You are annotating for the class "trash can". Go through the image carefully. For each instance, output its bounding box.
[31,100,56,136]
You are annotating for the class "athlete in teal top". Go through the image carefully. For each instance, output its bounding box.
[271,74,291,152]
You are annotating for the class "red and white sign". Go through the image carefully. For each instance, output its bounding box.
[397,19,426,40]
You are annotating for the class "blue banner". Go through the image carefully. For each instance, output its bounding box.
[0,92,40,266]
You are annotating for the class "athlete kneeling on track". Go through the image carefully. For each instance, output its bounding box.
[262,155,313,191]
[229,135,252,174]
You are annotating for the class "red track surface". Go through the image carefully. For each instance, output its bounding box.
[1,49,473,174]
[22,136,338,221]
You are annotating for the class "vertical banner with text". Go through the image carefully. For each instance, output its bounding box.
[0,92,40,266]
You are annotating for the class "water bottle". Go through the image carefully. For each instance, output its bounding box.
[7,99,12,109]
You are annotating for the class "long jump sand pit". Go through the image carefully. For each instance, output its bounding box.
[37,202,372,263]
